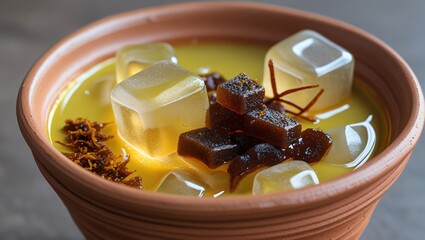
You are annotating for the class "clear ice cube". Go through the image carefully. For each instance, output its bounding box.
[252,160,319,195]
[156,170,205,197]
[111,60,209,158]
[115,43,177,83]
[263,30,354,112]
[322,115,376,169]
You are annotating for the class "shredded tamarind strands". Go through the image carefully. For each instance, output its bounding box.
[264,59,324,121]
[268,59,279,97]
[56,118,142,189]
[284,109,316,122]
[275,99,304,112]
[264,85,320,103]
[297,88,325,115]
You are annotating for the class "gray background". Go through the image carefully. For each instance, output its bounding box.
[1,0,424,239]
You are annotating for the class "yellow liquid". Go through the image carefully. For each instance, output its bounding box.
[48,42,389,196]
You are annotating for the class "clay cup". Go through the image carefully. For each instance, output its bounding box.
[17,2,424,239]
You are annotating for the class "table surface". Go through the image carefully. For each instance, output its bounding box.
[1,0,424,239]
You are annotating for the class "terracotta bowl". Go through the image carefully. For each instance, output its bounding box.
[17,2,424,239]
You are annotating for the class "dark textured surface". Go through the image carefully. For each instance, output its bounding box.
[1,0,424,239]
[217,73,265,115]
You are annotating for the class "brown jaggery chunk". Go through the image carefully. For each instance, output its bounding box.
[228,143,288,191]
[244,107,301,148]
[200,72,227,105]
[230,132,262,154]
[227,154,254,192]
[290,128,332,163]
[247,143,289,166]
[216,73,265,115]
[200,72,226,92]
[206,102,243,132]
[178,128,239,169]
[57,118,142,189]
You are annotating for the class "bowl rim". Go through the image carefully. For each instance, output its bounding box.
[17,1,424,212]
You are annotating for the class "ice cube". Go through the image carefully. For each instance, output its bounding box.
[263,30,354,112]
[111,60,209,158]
[115,43,177,83]
[198,171,229,197]
[156,170,205,197]
[322,115,376,169]
[252,160,319,195]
